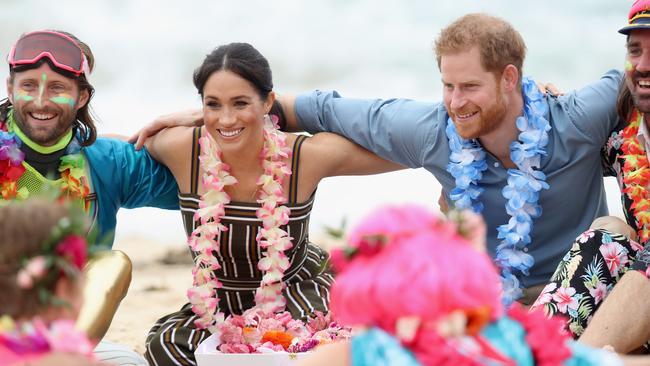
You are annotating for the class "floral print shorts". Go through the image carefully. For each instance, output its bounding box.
[531,229,649,337]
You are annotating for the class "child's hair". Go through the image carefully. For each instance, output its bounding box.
[329,205,503,365]
[0,199,89,318]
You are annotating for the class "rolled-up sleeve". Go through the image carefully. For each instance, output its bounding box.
[295,90,443,168]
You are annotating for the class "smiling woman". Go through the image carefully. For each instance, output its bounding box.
[142,42,404,366]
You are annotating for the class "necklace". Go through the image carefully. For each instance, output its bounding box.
[445,77,551,305]
[0,110,90,210]
[620,109,650,243]
[188,115,293,332]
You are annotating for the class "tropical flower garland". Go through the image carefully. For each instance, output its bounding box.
[188,115,293,332]
[0,316,94,357]
[620,108,650,243]
[0,111,91,210]
[445,77,551,305]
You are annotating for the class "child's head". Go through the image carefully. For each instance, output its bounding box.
[0,199,90,321]
[329,205,502,353]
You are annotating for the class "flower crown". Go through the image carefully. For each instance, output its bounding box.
[12,202,91,306]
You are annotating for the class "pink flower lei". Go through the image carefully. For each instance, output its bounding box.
[188,115,293,332]
[0,316,94,357]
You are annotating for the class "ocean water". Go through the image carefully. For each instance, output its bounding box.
[1,0,632,245]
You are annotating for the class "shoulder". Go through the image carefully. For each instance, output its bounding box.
[298,132,348,162]
[554,69,622,110]
[150,126,195,148]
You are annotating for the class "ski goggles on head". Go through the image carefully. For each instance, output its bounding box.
[7,30,90,77]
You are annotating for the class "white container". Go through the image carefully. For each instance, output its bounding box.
[195,333,309,366]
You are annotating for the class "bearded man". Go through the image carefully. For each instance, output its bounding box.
[1,30,178,365]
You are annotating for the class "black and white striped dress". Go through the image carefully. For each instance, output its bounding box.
[145,130,334,366]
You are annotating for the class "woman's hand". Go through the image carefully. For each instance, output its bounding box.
[129,109,203,150]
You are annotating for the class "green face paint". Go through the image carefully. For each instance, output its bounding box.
[50,93,76,107]
[13,90,34,102]
[626,60,634,72]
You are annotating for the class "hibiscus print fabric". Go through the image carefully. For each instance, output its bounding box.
[531,229,642,337]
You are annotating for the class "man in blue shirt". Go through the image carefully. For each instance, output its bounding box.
[280,13,621,305]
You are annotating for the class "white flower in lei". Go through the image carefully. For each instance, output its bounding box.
[188,115,293,332]
[445,77,551,305]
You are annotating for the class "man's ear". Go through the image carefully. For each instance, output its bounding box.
[501,64,519,93]
[6,77,13,104]
[76,89,90,111]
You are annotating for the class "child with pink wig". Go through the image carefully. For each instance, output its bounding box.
[298,205,650,366]
[0,199,105,366]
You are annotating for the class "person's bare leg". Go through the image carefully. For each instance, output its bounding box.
[579,271,650,353]
[589,216,637,242]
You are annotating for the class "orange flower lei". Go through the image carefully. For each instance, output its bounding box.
[620,109,650,243]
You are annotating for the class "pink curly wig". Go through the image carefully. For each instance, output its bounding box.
[329,205,504,364]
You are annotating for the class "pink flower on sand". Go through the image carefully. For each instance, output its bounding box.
[55,235,88,269]
[599,242,629,277]
[588,282,609,305]
[531,282,557,310]
[551,286,579,314]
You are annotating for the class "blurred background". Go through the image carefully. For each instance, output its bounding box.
[0,0,631,246]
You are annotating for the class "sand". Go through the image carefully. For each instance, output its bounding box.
[103,237,192,355]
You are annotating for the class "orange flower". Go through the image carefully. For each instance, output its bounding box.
[621,111,650,243]
[261,330,294,350]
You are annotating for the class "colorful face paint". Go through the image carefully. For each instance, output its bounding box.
[13,89,34,102]
[50,93,76,107]
[626,60,635,72]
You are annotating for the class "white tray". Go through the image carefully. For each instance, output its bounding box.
[195,333,309,366]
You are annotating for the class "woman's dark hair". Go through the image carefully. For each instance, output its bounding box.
[0,30,97,146]
[193,42,273,100]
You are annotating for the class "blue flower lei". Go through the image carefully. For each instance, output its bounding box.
[445,77,551,305]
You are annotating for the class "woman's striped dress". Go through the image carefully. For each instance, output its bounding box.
[144,130,334,366]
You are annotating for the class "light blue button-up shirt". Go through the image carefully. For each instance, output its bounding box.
[295,70,622,287]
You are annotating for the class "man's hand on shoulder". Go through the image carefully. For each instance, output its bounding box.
[129,109,203,150]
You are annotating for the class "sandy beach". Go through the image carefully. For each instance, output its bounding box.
[103,236,192,355]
